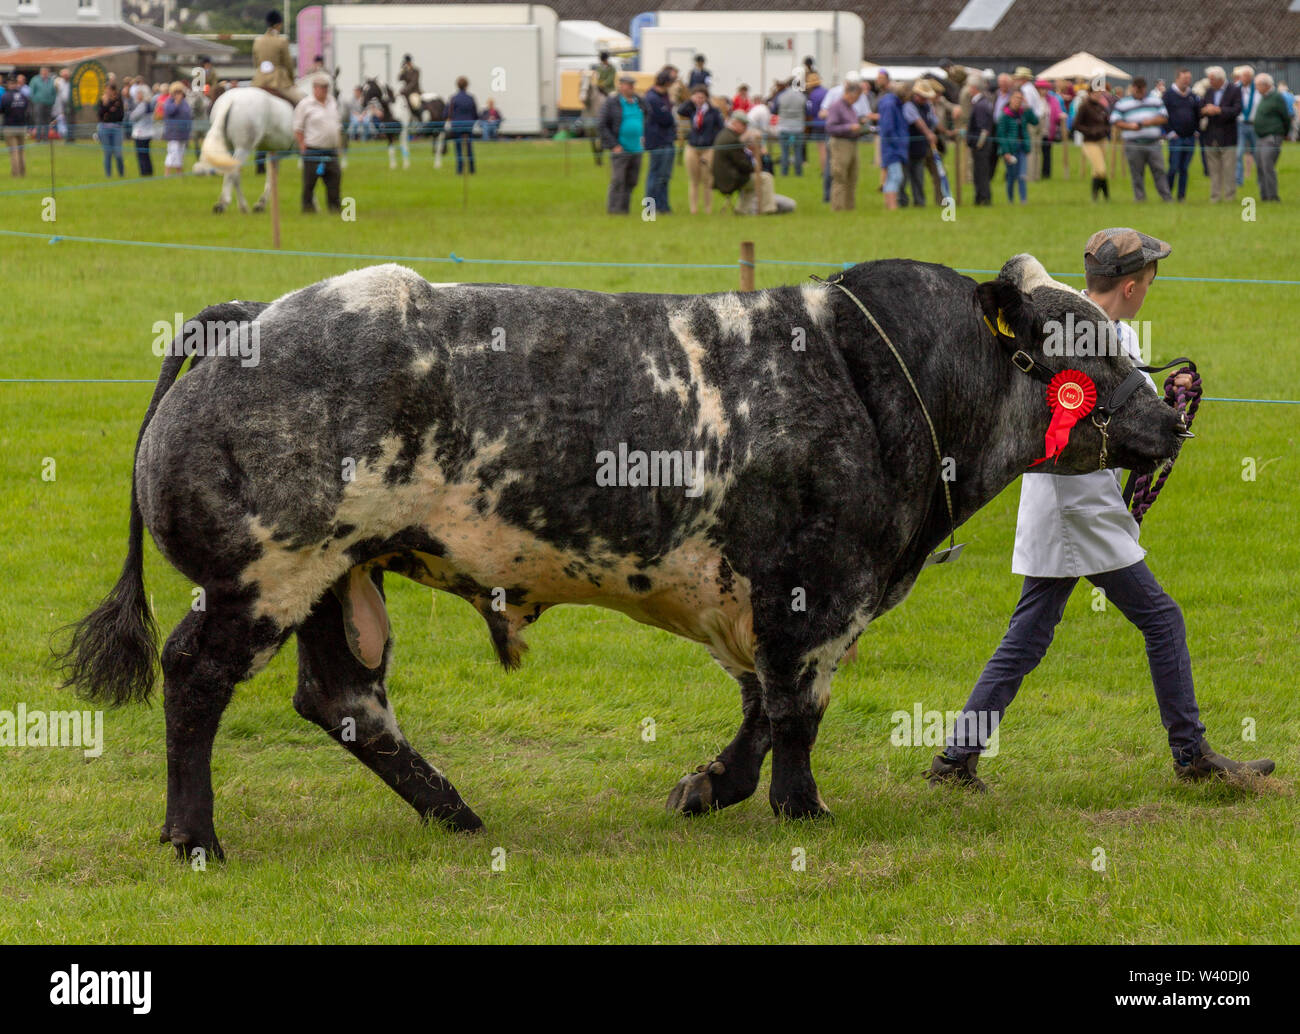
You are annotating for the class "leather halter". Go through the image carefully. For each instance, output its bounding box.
[984,314,1195,470]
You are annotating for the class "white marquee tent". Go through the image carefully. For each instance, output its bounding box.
[1036,51,1132,82]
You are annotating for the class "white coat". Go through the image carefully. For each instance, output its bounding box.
[1012,316,1156,578]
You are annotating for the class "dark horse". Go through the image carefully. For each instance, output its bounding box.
[361,78,409,169]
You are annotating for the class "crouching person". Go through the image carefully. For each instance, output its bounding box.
[712,110,796,214]
[294,73,342,214]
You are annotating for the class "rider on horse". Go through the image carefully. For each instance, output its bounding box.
[398,54,422,116]
[251,11,303,106]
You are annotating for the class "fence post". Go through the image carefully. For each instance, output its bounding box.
[268,155,281,250]
[954,140,964,206]
[739,241,755,291]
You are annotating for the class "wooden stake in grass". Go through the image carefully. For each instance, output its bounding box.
[954,141,963,206]
[268,155,281,250]
[739,240,755,292]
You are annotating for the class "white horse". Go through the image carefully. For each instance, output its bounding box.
[197,88,296,214]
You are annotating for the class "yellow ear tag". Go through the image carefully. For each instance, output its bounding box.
[997,312,1015,338]
[983,315,998,337]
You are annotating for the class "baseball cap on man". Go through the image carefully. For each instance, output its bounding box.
[1084,228,1172,277]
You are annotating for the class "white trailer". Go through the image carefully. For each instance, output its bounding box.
[308,4,558,134]
[636,10,864,97]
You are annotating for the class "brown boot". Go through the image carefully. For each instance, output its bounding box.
[1175,737,1275,782]
[927,752,987,792]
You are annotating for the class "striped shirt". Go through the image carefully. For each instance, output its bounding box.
[1110,92,1167,141]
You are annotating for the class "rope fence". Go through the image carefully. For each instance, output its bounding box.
[3,228,1300,287]
[2,213,1298,405]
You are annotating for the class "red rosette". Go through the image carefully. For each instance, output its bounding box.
[1031,370,1097,466]
[1047,370,1096,417]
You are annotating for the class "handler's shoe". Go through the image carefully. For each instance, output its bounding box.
[1175,737,1275,782]
[927,752,987,792]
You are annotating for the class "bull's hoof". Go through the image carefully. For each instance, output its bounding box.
[237,204,250,215]
[423,803,484,833]
[252,200,266,213]
[769,792,832,822]
[160,823,225,863]
[666,760,726,815]
[212,203,226,214]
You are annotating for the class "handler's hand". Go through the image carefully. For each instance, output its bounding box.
[1173,372,1194,389]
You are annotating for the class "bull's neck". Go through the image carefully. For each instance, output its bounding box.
[940,350,1046,527]
[831,294,1047,550]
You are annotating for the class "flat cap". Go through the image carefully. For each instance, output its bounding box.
[1084,227,1172,276]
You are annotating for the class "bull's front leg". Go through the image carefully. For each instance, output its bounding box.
[762,646,835,820]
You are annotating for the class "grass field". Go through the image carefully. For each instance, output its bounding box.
[1,136,1297,944]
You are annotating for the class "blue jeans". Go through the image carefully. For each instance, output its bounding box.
[1167,135,1195,198]
[451,131,474,173]
[1236,121,1257,186]
[779,131,803,175]
[1004,152,1026,201]
[644,145,674,214]
[99,123,124,176]
[946,560,1206,762]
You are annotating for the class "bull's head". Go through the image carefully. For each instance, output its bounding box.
[977,255,1189,476]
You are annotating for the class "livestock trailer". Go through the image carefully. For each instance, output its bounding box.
[298,4,558,134]
[634,9,864,95]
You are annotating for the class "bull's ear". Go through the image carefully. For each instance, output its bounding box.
[975,279,1036,346]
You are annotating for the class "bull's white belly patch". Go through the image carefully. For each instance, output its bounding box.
[238,425,755,672]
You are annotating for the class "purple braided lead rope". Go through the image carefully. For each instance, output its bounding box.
[1130,368,1201,525]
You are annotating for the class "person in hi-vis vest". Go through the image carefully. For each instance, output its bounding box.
[252,11,303,106]
[929,228,1275,791]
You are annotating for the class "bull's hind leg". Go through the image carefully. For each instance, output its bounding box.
[292,571,482,832]
[667,670,772,815]
[160,600,286,861]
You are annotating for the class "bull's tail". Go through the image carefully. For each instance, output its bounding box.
[199,93,239,172]
[55,306,242,705]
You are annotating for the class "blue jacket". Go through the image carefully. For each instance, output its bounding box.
[1162,86,1201,137]
[446,91,478,133]
[162,97,192,142]
[805,85,827,130]
[876,92,909,166]
[676,98,724,147]
[643,87,677,150]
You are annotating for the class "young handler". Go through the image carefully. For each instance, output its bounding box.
[929,228,1275,790]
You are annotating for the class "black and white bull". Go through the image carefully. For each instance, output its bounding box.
[59,256,1187,859]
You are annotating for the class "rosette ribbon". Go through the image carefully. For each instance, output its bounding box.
[1031,370,1097,467]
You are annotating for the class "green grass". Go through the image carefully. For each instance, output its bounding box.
[1,137,1297,944]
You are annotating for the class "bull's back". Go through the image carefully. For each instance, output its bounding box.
[135,264,844,599]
